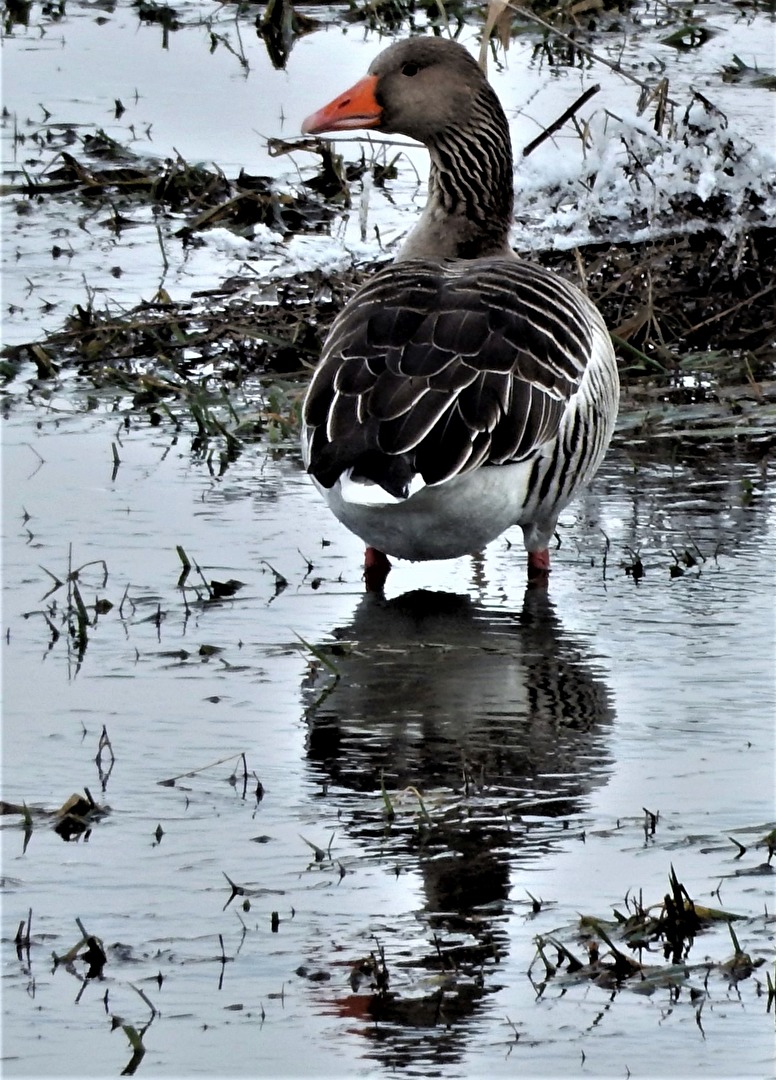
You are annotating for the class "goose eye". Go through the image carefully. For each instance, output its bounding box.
[401,62,420,77]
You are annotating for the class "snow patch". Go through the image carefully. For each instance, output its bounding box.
[510,97,776,251]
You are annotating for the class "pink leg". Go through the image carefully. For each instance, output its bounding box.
[364,546,391,592]
[527,548,550,586]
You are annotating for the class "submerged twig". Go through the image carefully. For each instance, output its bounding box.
[158,752,248,787]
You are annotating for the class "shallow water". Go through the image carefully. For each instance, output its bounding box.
[2,393,774,1078]
[2,2,776,1076]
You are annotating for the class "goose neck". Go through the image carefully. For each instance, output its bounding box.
[398,106,514,262]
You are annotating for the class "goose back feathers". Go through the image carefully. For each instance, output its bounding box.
[306,259,597,491]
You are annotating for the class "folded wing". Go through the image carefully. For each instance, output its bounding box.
[303,257,594,498]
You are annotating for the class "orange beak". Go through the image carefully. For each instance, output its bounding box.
[301,74,381,135]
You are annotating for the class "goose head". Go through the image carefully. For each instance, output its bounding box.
[301,36,514,260]
[302,37,491,143]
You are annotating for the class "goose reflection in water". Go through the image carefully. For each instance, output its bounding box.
[302,587,615,1064]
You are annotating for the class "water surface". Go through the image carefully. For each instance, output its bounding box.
[2,397,773,1077]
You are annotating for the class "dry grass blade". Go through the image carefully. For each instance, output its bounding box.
[404,785,432,825]
[479,0,511,70]
[293,631,341,679]
[379,772,395,821]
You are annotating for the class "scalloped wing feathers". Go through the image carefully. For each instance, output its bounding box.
[304,257,596,496]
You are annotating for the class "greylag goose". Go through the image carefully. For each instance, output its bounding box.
[300,36,619,588]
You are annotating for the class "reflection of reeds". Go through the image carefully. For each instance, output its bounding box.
[21,547,110,672]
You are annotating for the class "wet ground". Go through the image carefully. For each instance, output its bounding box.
[2,1,776,1077]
